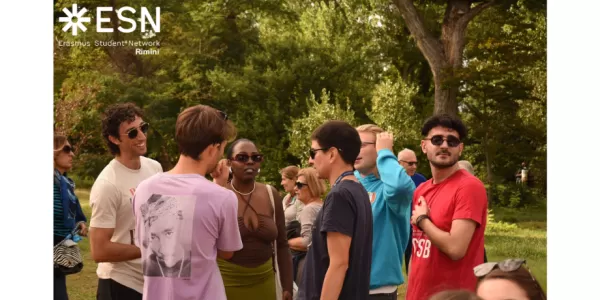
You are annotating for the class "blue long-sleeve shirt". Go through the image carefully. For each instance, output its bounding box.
[355,149,415,289]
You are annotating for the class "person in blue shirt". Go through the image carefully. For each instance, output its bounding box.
[54,134,88,300]
[397,148,428,273]
[354,125,415,299]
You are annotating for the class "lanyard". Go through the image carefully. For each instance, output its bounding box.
[333,170,355,187]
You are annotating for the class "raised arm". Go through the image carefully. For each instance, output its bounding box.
[377,149,415,198]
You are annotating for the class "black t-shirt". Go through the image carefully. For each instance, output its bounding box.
[298,180,373,300]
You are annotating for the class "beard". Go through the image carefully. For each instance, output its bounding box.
[428,150,459,169]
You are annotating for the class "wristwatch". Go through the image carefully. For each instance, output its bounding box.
[415,214,431,231]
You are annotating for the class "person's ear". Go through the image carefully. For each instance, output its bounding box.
[108,135,121,146]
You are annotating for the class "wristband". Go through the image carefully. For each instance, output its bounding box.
[415,214,430,231]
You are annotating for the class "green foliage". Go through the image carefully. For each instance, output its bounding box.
[367,79,422,150]
[288,89,357,166]
[54,0,546,205]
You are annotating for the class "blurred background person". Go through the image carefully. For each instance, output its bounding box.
[287,168,326,285]
[475,259,546,300]
[54,134,88,300]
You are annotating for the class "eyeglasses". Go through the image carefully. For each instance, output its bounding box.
[424,135,461,147]
[295,182,308,189]
[233,153,264,163]
[56,145,74,154]
[361,142,375,148]
[123,122,150,139]
[218,110,228,121]
[399,160,417,167]
[474,258,546,299]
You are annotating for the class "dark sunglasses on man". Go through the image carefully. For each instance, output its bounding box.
[233,154,264,163]
[309,147,343,159]
[424,135,461,147]
[123,122,150,139]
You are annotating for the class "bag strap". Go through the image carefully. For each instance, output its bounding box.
[267,185,279,271]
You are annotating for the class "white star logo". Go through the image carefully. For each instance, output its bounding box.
[58,4,91,36]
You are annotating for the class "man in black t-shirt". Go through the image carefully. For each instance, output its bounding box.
[298,120,373,300]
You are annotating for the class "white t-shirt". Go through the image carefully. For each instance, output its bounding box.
[90,156,163,293]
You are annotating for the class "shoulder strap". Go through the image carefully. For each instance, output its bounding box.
[267,185,276,223]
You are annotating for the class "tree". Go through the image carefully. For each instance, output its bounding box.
[288,89,357,166]
[393,0,496,115]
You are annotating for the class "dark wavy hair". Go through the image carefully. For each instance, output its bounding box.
[101,103,144,155]
[421,114,468,140]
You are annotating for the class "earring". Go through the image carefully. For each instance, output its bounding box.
[229,167,232,173]
[257,168,261,173]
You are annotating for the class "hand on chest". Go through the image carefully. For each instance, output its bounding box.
[419,189,457,231]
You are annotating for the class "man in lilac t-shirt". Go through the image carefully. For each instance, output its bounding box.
[133,105,242,300]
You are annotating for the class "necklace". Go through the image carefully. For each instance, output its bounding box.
[231,179,256,196]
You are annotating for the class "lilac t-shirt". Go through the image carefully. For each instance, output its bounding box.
[133,173,242,300]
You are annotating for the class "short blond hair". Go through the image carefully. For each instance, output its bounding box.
[298,168,327,198]
[356,124,384,138]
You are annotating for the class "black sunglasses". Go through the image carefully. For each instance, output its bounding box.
[233,153,264,163]
[57,145,74,154]
[400,160,417,167]
[124,122,150,139]
[295,182,308,189]
[309,147,342,159]
[424,135,461,147]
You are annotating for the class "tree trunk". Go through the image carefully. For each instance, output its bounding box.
[394,0,495,116]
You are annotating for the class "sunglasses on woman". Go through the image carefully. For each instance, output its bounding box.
[295,182,308,189]
[56,145,74,154]
[424,135,461,147]
[233,154,264,163]
[123,122,150,139]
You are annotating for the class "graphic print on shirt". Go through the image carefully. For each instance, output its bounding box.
[411,230,431,259]
[139,194,195,278]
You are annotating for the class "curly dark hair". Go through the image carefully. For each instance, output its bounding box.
[101,103,144,155]
[421,114,468,141]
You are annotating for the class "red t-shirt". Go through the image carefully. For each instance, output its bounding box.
[406,169,488,300]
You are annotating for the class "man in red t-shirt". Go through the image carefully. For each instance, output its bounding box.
[406,114,488,300]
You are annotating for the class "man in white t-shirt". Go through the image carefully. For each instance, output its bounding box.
[89,103,163,300]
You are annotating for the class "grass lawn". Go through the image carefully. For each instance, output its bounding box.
[67,190,546,300]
